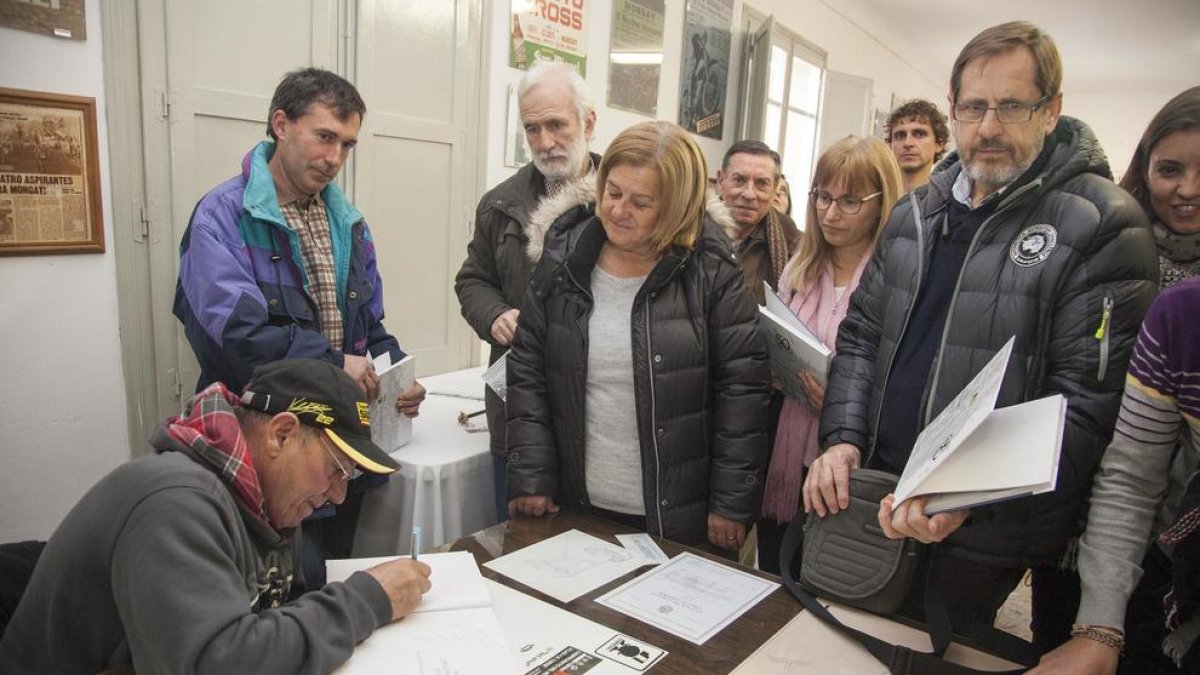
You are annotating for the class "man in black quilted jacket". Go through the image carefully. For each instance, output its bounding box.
[803,21,1158,654]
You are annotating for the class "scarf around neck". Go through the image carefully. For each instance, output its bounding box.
[761,253,870,523]
[160,383,272,531]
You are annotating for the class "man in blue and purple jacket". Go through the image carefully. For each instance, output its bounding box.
[173,67,424,587]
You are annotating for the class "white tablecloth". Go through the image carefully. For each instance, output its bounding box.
[353,367,497,556]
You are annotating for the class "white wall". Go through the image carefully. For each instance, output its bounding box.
[1068,87,1181,183]
[483,0,946,191]
[0,0,130,541]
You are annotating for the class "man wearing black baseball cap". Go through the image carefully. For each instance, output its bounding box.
[0,359,431,674]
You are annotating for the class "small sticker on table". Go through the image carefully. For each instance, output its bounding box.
[595,634,667,671]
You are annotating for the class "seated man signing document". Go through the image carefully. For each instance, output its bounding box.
[0,359,431,674]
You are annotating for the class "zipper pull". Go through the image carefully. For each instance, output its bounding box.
[1094,295,1113,340]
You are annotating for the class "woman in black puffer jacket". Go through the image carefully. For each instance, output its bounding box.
[505,121,770,551]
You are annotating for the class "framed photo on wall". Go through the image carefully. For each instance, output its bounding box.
[0,0,86,40]
[0,87,104,255]
[607,0,665,117]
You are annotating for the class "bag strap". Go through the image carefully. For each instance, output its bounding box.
[779,514,1029,675]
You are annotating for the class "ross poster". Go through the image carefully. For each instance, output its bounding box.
[606,0,665,117]
[678,0,733,139]
[509,0,588,75]
[0,88,103,255]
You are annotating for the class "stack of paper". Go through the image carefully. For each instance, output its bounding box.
[894,337,1068,514]
[369,353,415,453]
[328,551,517,674]
[758,282,832,401]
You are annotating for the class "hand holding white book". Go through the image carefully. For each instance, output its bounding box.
[758,282,832,403]
[369,353,415,453]
[893,337,1067,515]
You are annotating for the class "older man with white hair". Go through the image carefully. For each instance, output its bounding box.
[455,61,600,520]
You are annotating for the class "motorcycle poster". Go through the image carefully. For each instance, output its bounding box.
[677,0,732,140]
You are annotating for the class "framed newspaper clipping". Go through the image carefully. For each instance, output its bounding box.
[0,87,104,255]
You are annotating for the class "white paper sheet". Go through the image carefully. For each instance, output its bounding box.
[326,551,490,613]
[369,353,415,453]
[482,352,507,402]
[488,581,667,673]
[615,533,669,565]
[331,552,517,674]
[483,529,646,603]
[596,552,779,645]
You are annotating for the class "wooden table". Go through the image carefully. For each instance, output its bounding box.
[441,508,803,674]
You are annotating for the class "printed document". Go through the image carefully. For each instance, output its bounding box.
[370,353,415,452]
[893,336,1067,513]
[758,282,832,396]
[596,552,779,645]
[483,529,647,603]
[330,552,517,674]
[615,533,669,565]
[483,352,507,402]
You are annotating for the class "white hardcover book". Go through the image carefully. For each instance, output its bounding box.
[757,306,832,404]
[893,337,1067,514]
[370,353,415,453]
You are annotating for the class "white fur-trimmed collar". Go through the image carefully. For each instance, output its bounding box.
[525,172,596,262]
[524,174,738,262]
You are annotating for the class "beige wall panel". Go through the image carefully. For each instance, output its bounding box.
[363,2,458,123]
[192,117,266,201]
[363,136,455,369]
[190,3,331,95]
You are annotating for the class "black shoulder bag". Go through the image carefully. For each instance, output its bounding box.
[779,469,1038,675]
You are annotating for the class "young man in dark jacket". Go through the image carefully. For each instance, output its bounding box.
[455,60,599,520]
[804,21,1158,653]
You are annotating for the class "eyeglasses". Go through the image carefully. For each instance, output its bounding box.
[322,436,362,483]
[809,190,882,215]
[951,95,1050,124]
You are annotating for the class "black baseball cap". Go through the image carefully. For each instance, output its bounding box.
[240,359,399,474]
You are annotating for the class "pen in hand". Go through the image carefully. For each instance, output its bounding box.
[410,526,421,561]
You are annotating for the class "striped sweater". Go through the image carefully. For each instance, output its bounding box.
[1077,276,1200,629]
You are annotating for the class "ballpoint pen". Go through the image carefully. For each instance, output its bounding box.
[410,526,421,561]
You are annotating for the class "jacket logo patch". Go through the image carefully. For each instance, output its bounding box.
[1010,224,1057,267]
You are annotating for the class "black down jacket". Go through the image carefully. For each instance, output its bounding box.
[506,195,770,546]
[820,117,1159,568]
[454,158,599,457]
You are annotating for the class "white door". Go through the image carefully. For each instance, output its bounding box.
[117,0,481,440]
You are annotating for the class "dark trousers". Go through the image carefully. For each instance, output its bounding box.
[1030,564,1081,654]
[901,552,1025,629]
[1120,545,1194,674]
[902,553,1078,657]
[756,516,798,576]
[493,453,510,523]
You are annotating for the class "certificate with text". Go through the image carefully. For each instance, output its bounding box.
[596,552,778,645]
